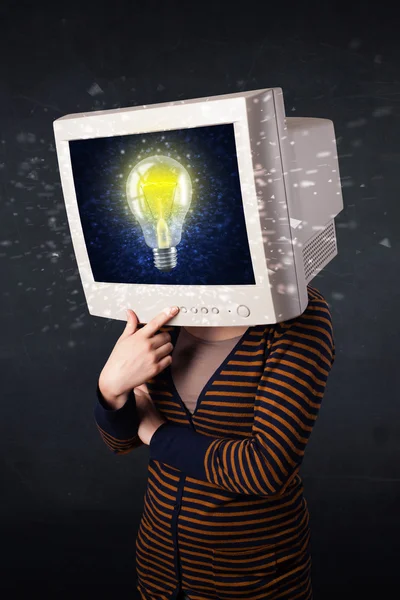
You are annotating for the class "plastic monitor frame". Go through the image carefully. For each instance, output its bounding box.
[53,87,343,326]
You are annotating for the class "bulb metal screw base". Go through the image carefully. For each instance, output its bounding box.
[153,247,177,271]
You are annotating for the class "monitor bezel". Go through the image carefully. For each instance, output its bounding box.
[53,90,287,325]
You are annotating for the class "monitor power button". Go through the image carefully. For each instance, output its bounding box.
[237,305,250,317]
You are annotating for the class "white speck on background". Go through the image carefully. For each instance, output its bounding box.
[332,292,345,301]
[87,83,104,96]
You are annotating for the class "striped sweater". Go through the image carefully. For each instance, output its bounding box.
[94,285,335,600]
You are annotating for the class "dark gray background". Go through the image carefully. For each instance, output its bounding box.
[1,1,399,598]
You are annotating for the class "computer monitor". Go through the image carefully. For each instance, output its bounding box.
[53,87,343,326]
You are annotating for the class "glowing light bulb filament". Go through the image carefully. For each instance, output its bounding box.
[140,180,177,249]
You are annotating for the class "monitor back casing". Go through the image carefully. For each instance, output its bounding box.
[53,88,343,326]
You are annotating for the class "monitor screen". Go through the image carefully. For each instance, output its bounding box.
[69,123,255,285]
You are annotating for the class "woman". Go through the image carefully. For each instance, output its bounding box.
[94,284,335,600]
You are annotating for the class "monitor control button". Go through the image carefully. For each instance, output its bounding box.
[201,307,208,313]
[180,306,187,313]
[191,307,198,313]
[211,307,219,314]
[237,305,250,317]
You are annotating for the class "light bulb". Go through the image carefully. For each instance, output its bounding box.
[126,155,192,271]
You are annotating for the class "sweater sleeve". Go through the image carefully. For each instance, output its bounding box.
[94,382,144,454]
[149,293,335,496]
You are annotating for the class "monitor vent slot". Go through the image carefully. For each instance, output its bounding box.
[302,220,337,283]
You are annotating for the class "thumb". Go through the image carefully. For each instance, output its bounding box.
[120,308,139,339]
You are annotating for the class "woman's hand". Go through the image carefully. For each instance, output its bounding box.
[98,306,179,405]
[134,388,167,446]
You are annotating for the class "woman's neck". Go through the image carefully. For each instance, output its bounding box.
[182,325,248,342]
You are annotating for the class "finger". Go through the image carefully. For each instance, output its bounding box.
[119,309,139,340]
[139,306,179,339]
[156,354,173,372]
[134,392,148,415]
[153,340,174,362]
[151,331,172,349]
[135,383,149,394]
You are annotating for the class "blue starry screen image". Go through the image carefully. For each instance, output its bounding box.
[69,123,256,285]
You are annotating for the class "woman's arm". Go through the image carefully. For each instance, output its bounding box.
[93,305,178,455]
[149,292,335,496]
[94,382,145,454]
